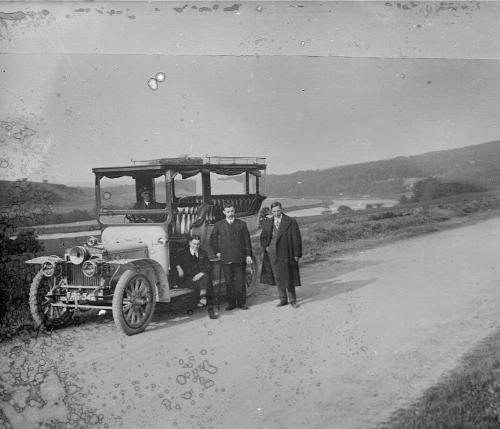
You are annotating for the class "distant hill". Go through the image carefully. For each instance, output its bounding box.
[2,141,500,208]
[266,141,500,197]
[0,179,196,212]
[0,180,90,207]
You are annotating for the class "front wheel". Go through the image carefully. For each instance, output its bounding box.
[112,270,156,335]
[29,270,73,329]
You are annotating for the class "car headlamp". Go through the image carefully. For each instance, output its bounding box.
[68,246,87,265]
[41,261,55,277]
[82,260,98,278]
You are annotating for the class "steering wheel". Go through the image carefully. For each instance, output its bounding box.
[124,214,148,223]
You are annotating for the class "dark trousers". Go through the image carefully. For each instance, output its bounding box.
[188,274,214,312]
[269,259,296,304]
[222,263,246,307]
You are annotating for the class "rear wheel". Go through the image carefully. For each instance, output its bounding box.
[29,270,73,329]
[112,270,156,335]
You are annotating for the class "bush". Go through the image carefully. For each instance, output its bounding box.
[0,226,44,333]
[1,229,44,257]
[337,205,353,214]
[0,254,38,328]
[11,229,43,254]
[369,211,402,221]
[410,178,486,202]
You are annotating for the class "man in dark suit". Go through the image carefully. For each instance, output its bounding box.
[176,234,219,319]
[128,185,166,223]
[260,201,302,308]
[209,203,253,311]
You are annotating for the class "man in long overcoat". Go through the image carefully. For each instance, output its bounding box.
[209,203,253,310]
[260,201,302,308]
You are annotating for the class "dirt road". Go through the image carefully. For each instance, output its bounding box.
[2,217,500,429]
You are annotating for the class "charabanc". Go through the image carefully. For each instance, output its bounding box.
[26,156,267,335]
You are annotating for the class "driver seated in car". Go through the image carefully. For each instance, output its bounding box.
[129,186,166,223]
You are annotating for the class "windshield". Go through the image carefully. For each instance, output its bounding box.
[98,175,168,225]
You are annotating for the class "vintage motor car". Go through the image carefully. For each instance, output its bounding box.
[26,156,267,335]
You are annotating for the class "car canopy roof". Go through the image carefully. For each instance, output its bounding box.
[93,156,267,179]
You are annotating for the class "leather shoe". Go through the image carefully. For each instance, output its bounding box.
[290,302,299,308]
[225,305,236,311]
[238,305,249,310]
[208,310,219,319]
[276,301,288,307]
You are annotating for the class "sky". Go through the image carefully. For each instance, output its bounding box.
[1,1,500,184]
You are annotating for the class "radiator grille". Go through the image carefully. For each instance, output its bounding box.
[67,263,100,286]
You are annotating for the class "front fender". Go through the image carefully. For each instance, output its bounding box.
[108,258,170,302]
[25,255,64,265]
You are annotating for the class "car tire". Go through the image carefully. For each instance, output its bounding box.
[112,270,156,335]
[29,270,73,329]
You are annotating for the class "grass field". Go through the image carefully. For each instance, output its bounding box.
[378,328,500,428]
[296,190,500,264]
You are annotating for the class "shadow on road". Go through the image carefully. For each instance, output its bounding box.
[299,277,378,307]
[149,259,382,332]
[68,257,384,334]
[249,257,382,308]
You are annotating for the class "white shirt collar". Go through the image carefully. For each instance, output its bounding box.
[190,249,198,257]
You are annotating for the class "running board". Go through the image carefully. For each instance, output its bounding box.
[168,288,196,299]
